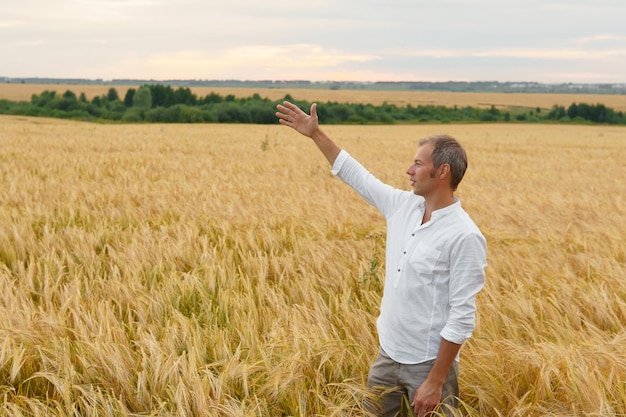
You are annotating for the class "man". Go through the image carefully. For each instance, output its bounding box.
[276,101,487,417]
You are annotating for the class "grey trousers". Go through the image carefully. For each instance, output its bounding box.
[366,347,459,417]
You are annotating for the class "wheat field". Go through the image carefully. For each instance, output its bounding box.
[3,83,626,111]
[0,115,625,416]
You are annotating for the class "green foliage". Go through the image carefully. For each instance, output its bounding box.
[122,108,143,122]
[123,88,136,107]
[106,87,119,102]
[133,86,152,111]
[3,84,626,126]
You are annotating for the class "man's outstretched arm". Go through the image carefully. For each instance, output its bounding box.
[276,101,341,166]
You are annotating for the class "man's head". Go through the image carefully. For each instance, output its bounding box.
[418,134,468,192]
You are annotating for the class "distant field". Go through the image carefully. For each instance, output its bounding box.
[0,115,624,416]
[3,83,626,111]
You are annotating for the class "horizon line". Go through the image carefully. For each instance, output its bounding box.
[2,76,626,86]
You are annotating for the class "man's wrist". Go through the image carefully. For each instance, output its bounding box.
[310,127,324,141]
[425,369,447,386]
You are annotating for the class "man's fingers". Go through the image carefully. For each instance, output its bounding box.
[275,112,289,124]
[414,404,436,416]
[276,101,317,130]
[279,101,301,114]
[276,104,295,116]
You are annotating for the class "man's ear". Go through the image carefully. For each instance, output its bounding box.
[438,164,451,179]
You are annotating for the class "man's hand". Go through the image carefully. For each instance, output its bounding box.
[411,378,443,416]
[411,338,461,415]
[276,101,319,138]
[276,101,341,165]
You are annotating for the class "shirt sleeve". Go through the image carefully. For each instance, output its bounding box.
[331,150,405,217]
[440,232,487,345]
[330,149,351,176]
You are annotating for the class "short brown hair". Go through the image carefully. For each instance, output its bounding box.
[418,134,468,191]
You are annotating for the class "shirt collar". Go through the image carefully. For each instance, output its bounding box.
[430,197,461,220]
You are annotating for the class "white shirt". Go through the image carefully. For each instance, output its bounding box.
[332,150,487,364]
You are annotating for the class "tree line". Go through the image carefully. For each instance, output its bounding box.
[4,78,626,94]
[1,84,624,125]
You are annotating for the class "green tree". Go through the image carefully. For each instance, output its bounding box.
[133,86,152,111]
[107,87,120,102]
[173,87,197,106]
[149,84,172,107]
[201,92,222,104]
[567,103,578,119]
[123,88,136,107]
[548,105,566,120]
[59,90,78,111]
[31,90,57,107]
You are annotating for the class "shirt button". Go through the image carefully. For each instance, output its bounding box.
[397,269,401,272]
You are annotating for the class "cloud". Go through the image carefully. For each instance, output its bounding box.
[69,0,161,21]
[388,46,626,61]
[0,20,26,28]
[2,0,625,82]
[104,45,380,79]
[0,39,45,49]
[572,34,626,44]
[471,47,626,60]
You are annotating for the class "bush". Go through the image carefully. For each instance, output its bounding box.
[122,108,143,122]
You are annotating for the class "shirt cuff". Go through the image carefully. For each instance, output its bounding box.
[440,327,473,346]
[331,150,350,176]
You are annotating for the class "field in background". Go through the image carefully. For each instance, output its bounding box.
[3,83,626,111]
[0,115,625,416]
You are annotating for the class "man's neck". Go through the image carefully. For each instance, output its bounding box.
[422,194,456,224]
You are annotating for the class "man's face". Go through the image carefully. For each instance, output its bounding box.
[406,143,436,196]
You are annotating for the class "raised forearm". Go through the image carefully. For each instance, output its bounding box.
[310,128,341,166]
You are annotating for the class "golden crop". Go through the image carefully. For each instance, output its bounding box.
[0,115,624,416]
[3,83,626,111]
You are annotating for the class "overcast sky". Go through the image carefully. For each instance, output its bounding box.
[1,0,625,83]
